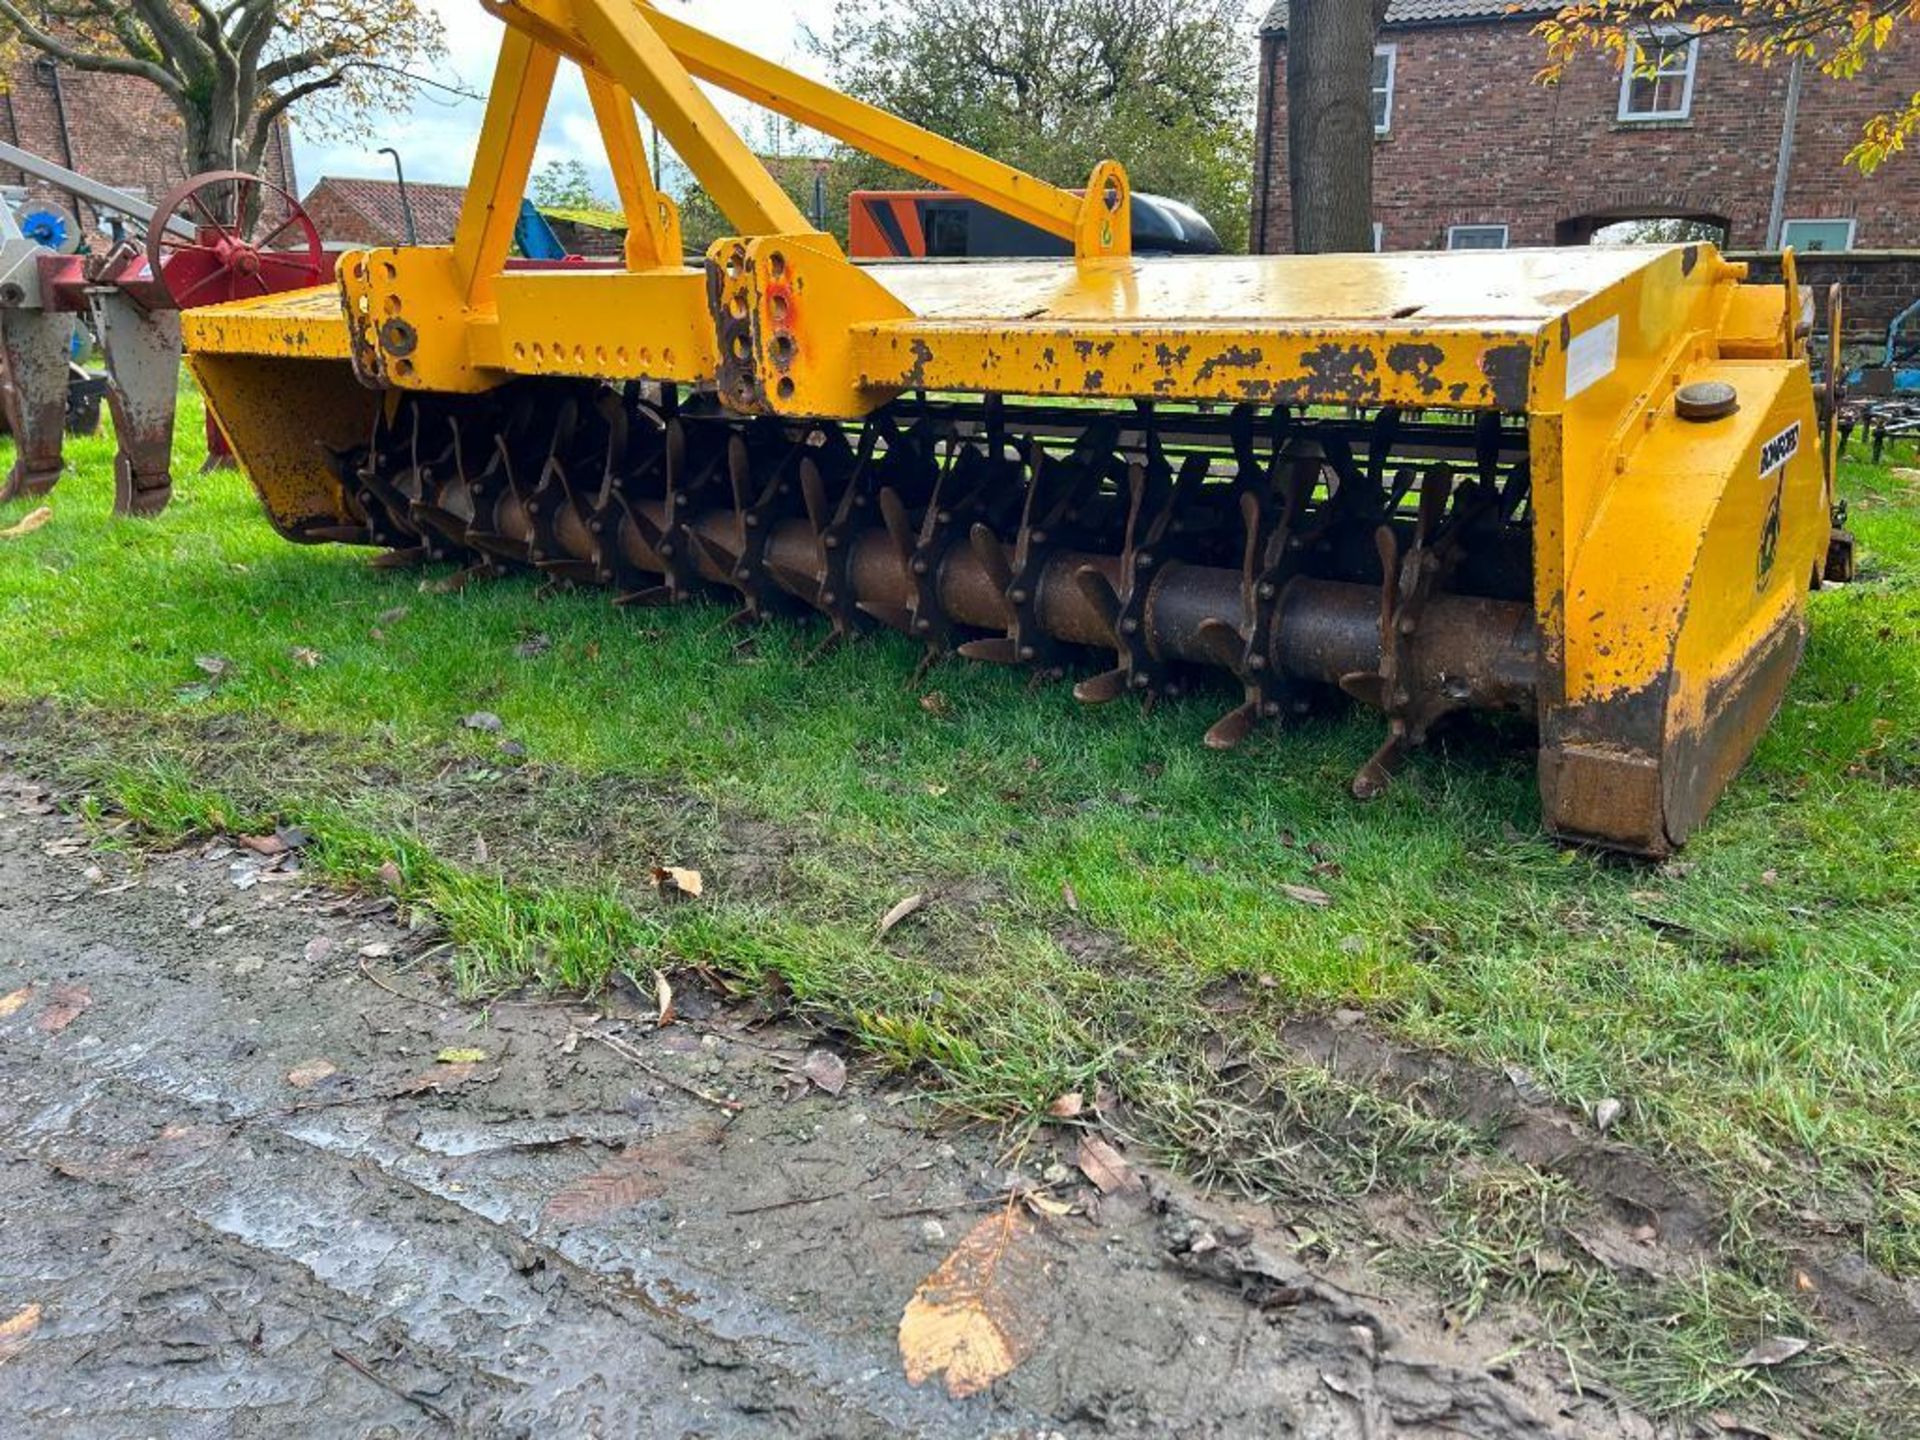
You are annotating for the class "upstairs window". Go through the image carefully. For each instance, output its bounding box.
[1373,45,1397,135]
[1780,218,1856,253]
[1618,29,1698,121]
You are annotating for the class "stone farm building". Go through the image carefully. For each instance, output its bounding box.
[1253,0,1919,342]
[0,59,295,245]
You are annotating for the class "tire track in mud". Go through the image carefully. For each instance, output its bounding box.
[0,777,1640,1437]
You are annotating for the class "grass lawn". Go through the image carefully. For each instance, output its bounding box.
[3,380,1918,1429]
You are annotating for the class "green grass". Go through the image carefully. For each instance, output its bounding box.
[4,381,1920,1426]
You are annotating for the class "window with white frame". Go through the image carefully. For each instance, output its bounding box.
[1780,218,1856,253]
[1618,29,1698,121]
[1372,45,1396,135]
[1447,224,1509,250]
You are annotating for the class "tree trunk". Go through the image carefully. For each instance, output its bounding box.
[1286,0,1388,253]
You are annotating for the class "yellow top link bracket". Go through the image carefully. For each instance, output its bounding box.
[1075,161,1133,263]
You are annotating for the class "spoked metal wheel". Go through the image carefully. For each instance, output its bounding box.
[145,169,326,309]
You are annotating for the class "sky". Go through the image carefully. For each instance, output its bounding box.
[288,0,841,198]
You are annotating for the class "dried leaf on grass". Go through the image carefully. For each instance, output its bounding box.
[461,711,503,732]
[653,969,676,1027]
[1277,883,1333,908]
[238,833,288,857]
[652,865,703,900]
[1075,1135,1141,1195]
[899,1208,1048,1398]
[878,892,925,936]
[35,985,90,1034]
[0,986,32,1019]
[0,1303,42,1362]
[801,1049,847,1096]
[0,505,52,539]
[1735,1335,1810,1369]
[1045,1092,1083,1120]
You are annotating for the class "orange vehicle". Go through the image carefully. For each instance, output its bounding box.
[849,188,1222,259]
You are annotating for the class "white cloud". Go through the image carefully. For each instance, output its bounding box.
[290,0,840,198]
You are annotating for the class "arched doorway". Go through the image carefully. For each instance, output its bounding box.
[1557,208,1731,247]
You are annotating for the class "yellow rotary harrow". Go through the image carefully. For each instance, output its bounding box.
[182,0,1853,855]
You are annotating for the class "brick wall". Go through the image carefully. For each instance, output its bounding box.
[0,60,296,248]
[1253,18,1918,255]
[1734,250,1920,355]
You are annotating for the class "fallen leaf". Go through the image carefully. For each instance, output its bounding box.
[1593,1097,1624,1134]
[0,1302,42,1362]
[35,984,90,1034]
[541,1128,711,1223]
[289,646,323,668]
[1023,1190,1073,1219]
[899,1208,1047,1398]
[358,941,395,959]
[238,833,288,857]
[1075,1134,1141,1195]
[286,1059,338,1089]
[652,865,703,900]
[1735,1335,1810,1369]
[801,1049,848,1096]
[378,605,409,625]
[397,1062,481,1094]
[193,654,230,678]
[1061,881,1078,913]
[461,711,503,733]
[0,505,52,539]
[1046,1092,1084,1120]
[423,570,472,595]
[0,986,33,1018]
[560,1029,580,1056]
[436,1047,487,1065]
[303,936,333,965]
[376,860,404,891]
[1278,883,1333,908]
[653,969,676,1027]
[879,892,925,937]
[919,690,950,716]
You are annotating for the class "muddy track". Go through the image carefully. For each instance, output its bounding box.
[1275,1014,1920,1361]
[0,772,1639,1437]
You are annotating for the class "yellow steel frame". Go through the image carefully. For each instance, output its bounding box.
[182,0,1836,854]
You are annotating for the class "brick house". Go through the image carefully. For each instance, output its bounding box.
[0,59,296,244]
[300,176,469,247]
[1252,1,1919,347]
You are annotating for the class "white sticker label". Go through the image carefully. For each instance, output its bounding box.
[1564,316,1619,400]
[1759,421,1800,478]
